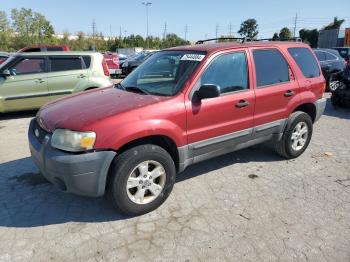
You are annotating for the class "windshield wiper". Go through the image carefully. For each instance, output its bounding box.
[124,86,150,95]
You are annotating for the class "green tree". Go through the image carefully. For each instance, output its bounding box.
[323,17,345,30]
[0,11,12,50]
[278,27,292,40]
[272,33,279,41]
[299,28,319,48]
[238,19,258,39]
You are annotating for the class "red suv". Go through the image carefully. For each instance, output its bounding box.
[28,41,326,216]
[18,45,70,52]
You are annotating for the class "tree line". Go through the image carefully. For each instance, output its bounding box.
[0,8,346,52]
[235,17,345,48]
[0,8,190,52]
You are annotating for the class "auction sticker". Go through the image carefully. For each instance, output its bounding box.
[180,54,205,61]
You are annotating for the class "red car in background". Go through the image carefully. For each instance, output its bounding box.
[102,52,122,78]
[18,45,70,52]
[0,53,9,64]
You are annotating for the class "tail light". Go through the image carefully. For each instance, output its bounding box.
[112,57,118,64]
[102,59,110,77]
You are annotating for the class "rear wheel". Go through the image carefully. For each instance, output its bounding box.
[107,144,176,216]
[274,111,313,159]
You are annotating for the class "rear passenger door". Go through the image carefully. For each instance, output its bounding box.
[47,56,89,101]
[250,48,300,131]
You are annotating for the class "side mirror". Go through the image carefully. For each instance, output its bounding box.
[195,84,220,100]
[1,69,11,77]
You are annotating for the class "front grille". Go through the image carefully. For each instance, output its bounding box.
[32,119,49,144]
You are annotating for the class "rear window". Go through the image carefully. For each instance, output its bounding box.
[253,49,289,87]
[324,52,337,61]
[288,48,320,78]
[82,56,91,68]
[47,47,64,51]
[50,57,83,72]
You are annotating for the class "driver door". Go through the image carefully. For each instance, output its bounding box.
[0,56,49,112]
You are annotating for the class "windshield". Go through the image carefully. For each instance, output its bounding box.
[120,51,206,96]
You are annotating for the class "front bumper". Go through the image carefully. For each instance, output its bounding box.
[28,119,116,197]
[314,97,327,122]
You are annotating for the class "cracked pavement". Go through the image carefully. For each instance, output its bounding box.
[0,97,350,261]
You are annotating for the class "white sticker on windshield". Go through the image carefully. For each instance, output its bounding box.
[180,54,205,61]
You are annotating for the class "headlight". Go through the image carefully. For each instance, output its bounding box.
[122,61,128,67]
[51,129,96,152]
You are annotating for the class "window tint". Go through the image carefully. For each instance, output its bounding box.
[47,47,64,51]
[23,48,41,52]
[324,52,337,61]
[253,49,289,87]
[82,56,91,68]
[50,57,83,72]
[288,48,320,78]
[315,51,326,61]
[199,52,248,94]
[10,58,45,75]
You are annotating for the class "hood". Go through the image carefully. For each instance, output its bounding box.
[38,87,168,132]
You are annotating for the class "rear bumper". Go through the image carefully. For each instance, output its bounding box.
[28,119,116,197]
[314,97,327,122]
[109,68,122,75]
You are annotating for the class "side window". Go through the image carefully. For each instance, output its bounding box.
[324,52,337,61]
[199,52,248,94]
[50,57,83,72]
[315,51,326,61]
[253,49,289,87]
[288,48,321,78]
[9,58,45,75]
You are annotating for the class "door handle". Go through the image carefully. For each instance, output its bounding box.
[77,74,86,78]
[284,90,294,97]
[235,100,250,108]
[35,79,45,83]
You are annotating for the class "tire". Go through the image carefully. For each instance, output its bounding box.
[107,144,176,216]
[274,111,313,159]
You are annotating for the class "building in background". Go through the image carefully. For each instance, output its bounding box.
[318,28,348,48]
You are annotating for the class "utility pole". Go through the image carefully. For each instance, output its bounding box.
[142,2,152,48]
[229,22,232,37]
[215,24,219,39]
[92,19,97,51]
[163,22,167,39]
[293,13,298,38]
[119,26,122,39]
[184,24,188,41]
[110,24,112,39]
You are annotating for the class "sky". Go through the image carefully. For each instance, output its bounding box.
[1,0,350,41]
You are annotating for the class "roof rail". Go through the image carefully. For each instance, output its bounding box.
[195,37,251,44]
[257,37,303,42]
[195,37,303,45]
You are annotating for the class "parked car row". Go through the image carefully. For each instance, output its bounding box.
[0,51,112,113]
[313,48,347,92]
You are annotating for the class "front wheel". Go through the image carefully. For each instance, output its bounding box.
[274,111,313,159]
[107,144,176,216]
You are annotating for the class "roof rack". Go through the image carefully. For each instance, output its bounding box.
[257,37,302,42]
[195,37,251,44]
[195,37,302,45]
